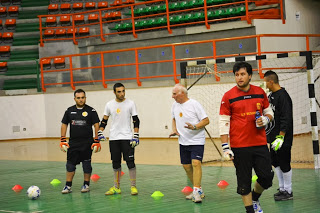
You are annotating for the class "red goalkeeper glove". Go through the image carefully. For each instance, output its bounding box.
[60,136,69,152]
[91,138,101,153]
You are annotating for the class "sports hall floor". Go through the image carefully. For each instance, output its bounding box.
[1,138,320,213]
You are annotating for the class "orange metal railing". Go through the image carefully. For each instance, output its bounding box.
[38,0,284,46]
[40,33,320,92]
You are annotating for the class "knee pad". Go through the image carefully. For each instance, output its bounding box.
[112,161,121,170]
[82,160,92,174]
[257,171,274,190]
[126,160,135,169]
[237,185,251,195]
[66,162,76,172]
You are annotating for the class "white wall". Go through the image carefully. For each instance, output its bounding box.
[254,0,320,52]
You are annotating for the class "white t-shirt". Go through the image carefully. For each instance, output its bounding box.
[171,99,208,145]
[104,98,138,140]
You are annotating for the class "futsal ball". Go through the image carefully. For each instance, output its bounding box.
[27,186,41,200]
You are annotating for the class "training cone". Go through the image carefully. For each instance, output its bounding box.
[181,186,193,195]
[12,184,23,192]
[217,180,229,189]
[90,174,100,182]
[252,175,258,183]
[121,171,125,177]
[50,179,61,187]
[151,191,164,200]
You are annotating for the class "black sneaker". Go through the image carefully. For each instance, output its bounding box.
[274,191,293,201]
[274,188,283,198]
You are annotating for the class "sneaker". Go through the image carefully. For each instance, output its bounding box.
[81,184,90,193]
[253,200,263,213]
[131,186,138,195]
[274,191,293,201]
[274,188,283,198]
[105,186,121,195]
[186,189,205,200]
[61,185,72,194]
[192,191,202,203]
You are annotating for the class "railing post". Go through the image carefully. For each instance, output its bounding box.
[40,59,46,92]
[213,41,220,81]
[306,35,310,51]
[71,15,78,45]
[134,49,142,86]
[280,0,285,24]
[101,52,107,88]
[39,16,44,47]
[172,45,179,84]
[245,0,251,24]
[257,35,263,79]
[99,10,106,42]
[204,0,210,29]
[69,56,75,90]
[131,5,137,38]
[165,0,172,34]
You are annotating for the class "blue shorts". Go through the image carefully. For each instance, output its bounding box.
[179,144,204,164]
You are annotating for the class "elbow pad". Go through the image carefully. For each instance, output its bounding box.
[132,115,140,128]
[99,118,108,128]
[263,105,274,120]
[219,115,231,135]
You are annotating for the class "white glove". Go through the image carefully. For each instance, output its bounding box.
[256,115,270,128]
[130,133,139,148]
[98,130,105,141]
[222,143,234,160]
[271,135,284,151]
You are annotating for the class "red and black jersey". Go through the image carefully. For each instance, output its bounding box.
[220,85,270,148]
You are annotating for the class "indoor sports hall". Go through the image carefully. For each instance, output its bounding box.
[0,0,320,212]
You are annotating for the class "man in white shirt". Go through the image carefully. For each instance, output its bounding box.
[170,84,209,203]
[98,83,140,196]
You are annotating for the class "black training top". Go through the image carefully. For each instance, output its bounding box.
[62,104,100,144]
[265,88,293,147]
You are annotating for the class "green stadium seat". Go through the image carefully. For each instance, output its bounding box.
[179,1,188,10]
[169,2,180,11]
[155,17,167,26]
[154,4,166,13]
[169,15,183,24]
[191,12,205,21]
[186,0,196,9]
[111,23,122,31]
[141,6,152,16]
[121,22,132,31]
[145,19,156,28]
[134,20,144,29]
[194,0,204,8]
[232,6,246,16]
[181,13,192,23]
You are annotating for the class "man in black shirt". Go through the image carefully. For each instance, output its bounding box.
[264,71,293,201]
[60,89,101,194]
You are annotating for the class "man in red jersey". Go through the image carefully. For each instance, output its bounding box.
[219,62,274,213]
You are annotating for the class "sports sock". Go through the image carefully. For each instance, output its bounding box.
[84,181,90,186]
[66,181,72,187]
[275,166,284,191]
[283,169,292,194]
[113,168,121,188]
[252,190,261,201]
[129,167,136,187]
[245,205,254,213]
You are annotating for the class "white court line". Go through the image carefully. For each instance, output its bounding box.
[0,210,43,213]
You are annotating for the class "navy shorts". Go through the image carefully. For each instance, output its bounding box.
[179,144,204,164]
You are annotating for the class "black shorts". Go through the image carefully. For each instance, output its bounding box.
[67,142,92,165]
[270,145,292,172]
[109,140,135,162]
[232,145,273,194]
[179,144,204,164]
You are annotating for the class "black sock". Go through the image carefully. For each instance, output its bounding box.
[84,181,90,186]
[66,181,72,187]
[252,190,261,201]
[245,205,254,213]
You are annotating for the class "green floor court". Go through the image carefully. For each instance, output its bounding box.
[1,160,320,213]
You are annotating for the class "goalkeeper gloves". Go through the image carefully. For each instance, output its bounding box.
[130,133,139,148]
[271,135,284,151]
[91,138,101,153]
[98,130,106,141]
[222,143,234,160]
[60,136,69,152]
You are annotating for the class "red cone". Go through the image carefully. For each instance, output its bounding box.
[121,171,125,177]
[90,174,100,182]
[181,186,193,195]
[217,180,229,189]
[12,184,23,192]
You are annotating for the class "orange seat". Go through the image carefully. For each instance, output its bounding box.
[0,61,7,71]
[72,3,83,11]
[2,32,13,43]
[85,2,96,10]
[8,6,19,16]
[0,7,7,17]
[0,20,2,30]
[41,58,51,69]
[98,2,108,9]
[113,11,121,19]
[78,27,90,36]
[5,18,16,29]
[54,57,65,68]
[88,14,98,23]
[74,14,84,25]
[48,4,59,14]
[123,0,135,4]
[110,0,122,7]
[66,28,77,36]
[60,3,71,13]
[0,46,10,57]
[44,29,55,37]
[46,16,57,27]
[55,29,66,37]
[60,15,71,26]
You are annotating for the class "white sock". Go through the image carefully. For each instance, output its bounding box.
[275,167,284,191]
[283,169,292,194]
[193,187,201,193]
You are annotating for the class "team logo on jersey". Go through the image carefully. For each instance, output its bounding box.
[116,108,121,114]
[256,103,261,110]
[82,111,88,117]
[179,112,183,117]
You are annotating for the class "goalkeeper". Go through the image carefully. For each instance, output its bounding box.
[98,83,140,196]
[264,70,293,201]
[60,89,101,194]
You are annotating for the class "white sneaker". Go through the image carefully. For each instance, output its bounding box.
[192,191,202,203]
[253,200,263,213]
[186,189,205,200]
[61,185,72,194]
[81,184,90,193]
